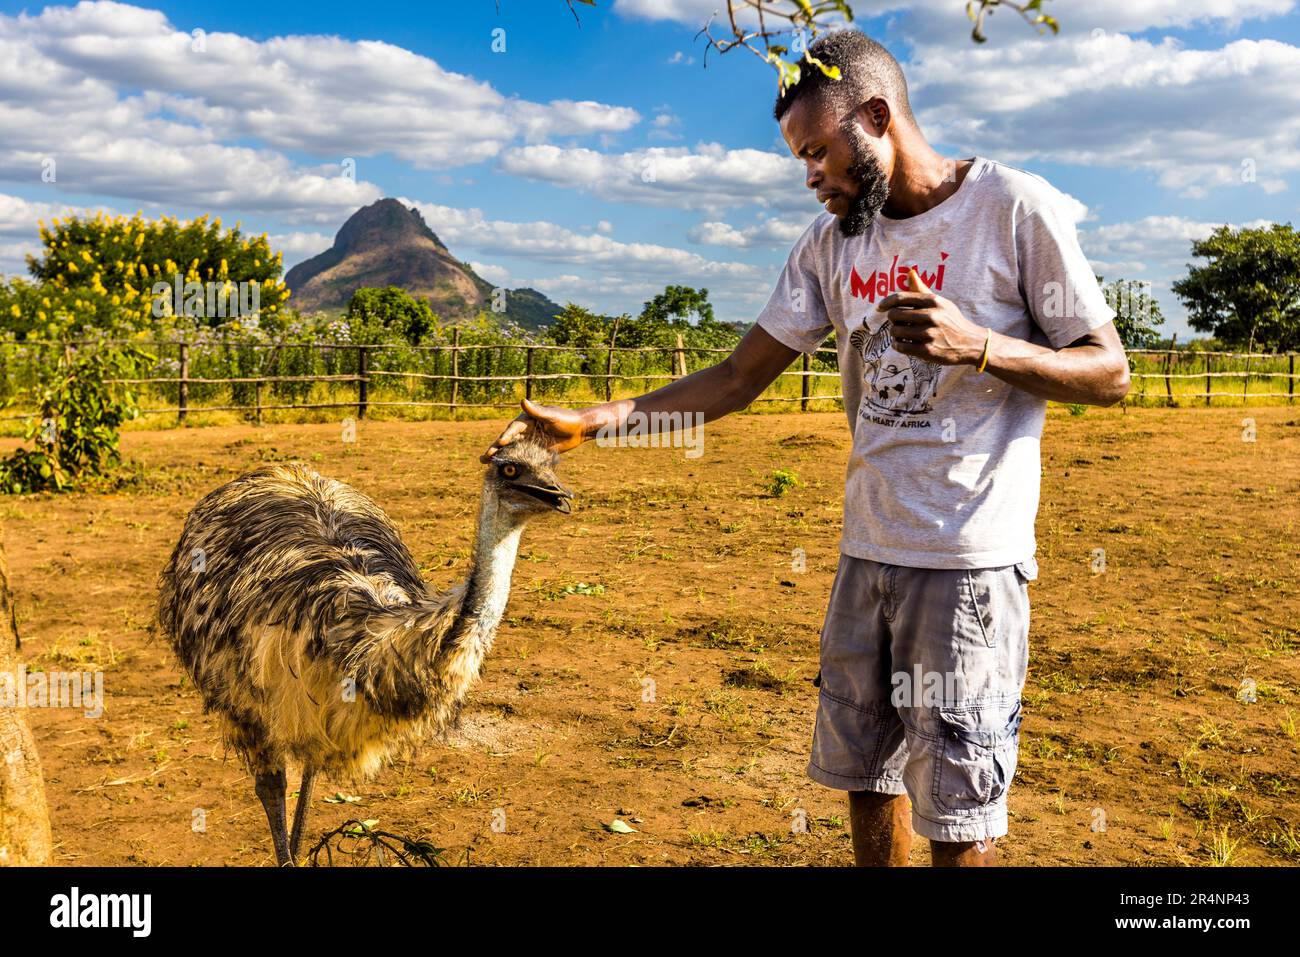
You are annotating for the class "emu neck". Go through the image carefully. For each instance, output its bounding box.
[460,486,526,636]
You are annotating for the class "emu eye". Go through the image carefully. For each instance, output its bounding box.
[500,463,519,479]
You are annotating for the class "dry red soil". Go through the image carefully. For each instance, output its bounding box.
[3,405,1298,866]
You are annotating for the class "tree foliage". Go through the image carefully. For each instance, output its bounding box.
[546,286,738,350]
[344,287,439,345]
[1171,224,1300,352]
[1099,276,1166,350]
[0,344,151,494]
[693,0,1060,89]
[2,212,288,340]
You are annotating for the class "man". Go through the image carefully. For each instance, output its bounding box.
[483,29,1129,866]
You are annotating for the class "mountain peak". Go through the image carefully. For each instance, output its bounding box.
[283,198,559,330]
[334,198,448,255]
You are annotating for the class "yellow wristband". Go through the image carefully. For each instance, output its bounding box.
[976,327,992,373]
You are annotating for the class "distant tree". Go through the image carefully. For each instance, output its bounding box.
[1171,224,1300,353]
[1099,276,1165,350]
[547,303,612,349]
[344,287,438,345]
[640,285,715,327]
[631,285,741,349]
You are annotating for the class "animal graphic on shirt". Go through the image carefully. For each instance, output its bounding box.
[849,317,941,416]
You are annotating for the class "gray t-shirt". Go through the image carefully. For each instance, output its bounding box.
[756,155,1117,569]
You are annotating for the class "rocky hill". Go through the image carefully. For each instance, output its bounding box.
[284,198,561,330]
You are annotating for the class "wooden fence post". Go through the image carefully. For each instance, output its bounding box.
[672,333,686,379]
[450,327,460,415]
[357,345,368,419]
[254,380,263,426]
[1163,335,1176,407]
[1290,353,1295,404]
[1205,353,1211,406]
[605,315,622,402]
[525,346,535,401]
[177,340,189,425]
[801,352,811,412]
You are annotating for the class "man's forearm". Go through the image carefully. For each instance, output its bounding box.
[983,330,1129,406]
[579,359,755,439]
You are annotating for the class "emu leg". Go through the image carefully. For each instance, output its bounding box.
[289,765,317,863]
[253,768,292,866]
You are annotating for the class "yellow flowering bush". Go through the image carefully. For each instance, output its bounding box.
[2,211,290,339]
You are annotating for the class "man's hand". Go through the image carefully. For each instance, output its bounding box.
[481,397,587,463]
[877,267,986,366]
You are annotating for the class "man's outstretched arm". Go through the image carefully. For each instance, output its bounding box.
[481,325,802,461]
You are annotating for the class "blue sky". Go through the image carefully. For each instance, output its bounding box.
[1,0,1298,338]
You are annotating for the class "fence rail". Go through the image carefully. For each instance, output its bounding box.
[0,339,1295,426]
[0,333,845,424]
[1125,348,1298,405]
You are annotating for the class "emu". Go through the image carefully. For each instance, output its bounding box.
[155,432,571,866]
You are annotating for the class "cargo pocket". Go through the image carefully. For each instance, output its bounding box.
[963,569,998,649]
[1014,556,1038,585]
[933,699,1022,814]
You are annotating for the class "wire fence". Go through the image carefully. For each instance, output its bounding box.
[1126,348,1299,405]
[0,333,845,425]
[0,338,1295,427]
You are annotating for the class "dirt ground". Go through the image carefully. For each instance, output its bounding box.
[3,404,1298,866]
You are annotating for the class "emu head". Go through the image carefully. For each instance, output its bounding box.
[484,428,573,518]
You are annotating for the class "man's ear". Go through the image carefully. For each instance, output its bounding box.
[858,97,891,137]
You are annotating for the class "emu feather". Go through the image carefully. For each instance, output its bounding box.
[156,434,571,865]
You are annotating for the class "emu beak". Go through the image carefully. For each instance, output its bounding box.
[550,480,574,514]
[516,479,573,513]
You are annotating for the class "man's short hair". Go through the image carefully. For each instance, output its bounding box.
[773,29,915,127]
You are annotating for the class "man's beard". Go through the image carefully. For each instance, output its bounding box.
[837,132,890,238]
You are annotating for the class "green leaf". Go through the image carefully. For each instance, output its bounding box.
[324,792,363,804]
[605,819,637,834]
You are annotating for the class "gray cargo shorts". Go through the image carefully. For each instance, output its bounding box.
[807,554,1036,843]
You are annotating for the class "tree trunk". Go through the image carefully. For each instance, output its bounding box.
[0,530,53,866]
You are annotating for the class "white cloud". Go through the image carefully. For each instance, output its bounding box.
[1075,213,1281,333]
[6,3,638,165]
[0,2,639,221]
[1080,214,1275,265]
[405,198,760,282]
[0,192,111,237]
[0,241,34,277]
[267,231,333,255]
[909,33,1300,197]
[0,192,126,276]
[467,259,512,286]
[689,216,810,248]
[498,143,815,212]
[895,0,1294,38]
